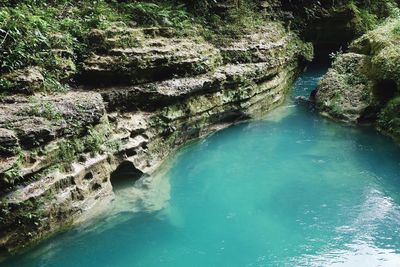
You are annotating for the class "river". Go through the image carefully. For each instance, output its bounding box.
[3,65,400,267]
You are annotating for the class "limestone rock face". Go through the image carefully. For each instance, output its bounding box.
[0,23,311,256]
[219,23,313,64]
[1,67,44,94]
[313,53,375,123]
[0,92,106,150]
[0,92,107,204]
[0,129,18,156]
[82,26,222,86]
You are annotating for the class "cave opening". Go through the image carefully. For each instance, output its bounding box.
[374,80,398,105]
[280,0,359,65]
[110,161,144,191]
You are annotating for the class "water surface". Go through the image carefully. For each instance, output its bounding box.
[3,66,400,267]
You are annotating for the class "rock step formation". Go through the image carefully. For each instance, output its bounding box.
[0,23,312,255]
[82,24,222,86]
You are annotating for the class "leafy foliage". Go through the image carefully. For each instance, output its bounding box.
[19,99,64,121]
[119,2,191,28]
[56,122,118,166]
[378,96,400,138]
[0,0,270,93]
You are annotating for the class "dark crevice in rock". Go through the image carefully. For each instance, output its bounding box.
[84,172,93,180]
[110,161,144,191]
[374,80,398,105]
[91,183,102,191]
[357,106,381,124]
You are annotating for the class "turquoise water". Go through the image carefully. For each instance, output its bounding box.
[3,66,400,267]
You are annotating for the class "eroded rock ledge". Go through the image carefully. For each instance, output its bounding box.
[0,23,311,255]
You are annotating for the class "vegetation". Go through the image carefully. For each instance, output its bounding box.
[1,0,398,93]
[347,0,399,33]
[3,146,24,184]
[378,97,400,138]
[19,98,63,121]
[55,122,121,168]
[319,14,400,136]
[0,1,267,92]
[349,17,400,92]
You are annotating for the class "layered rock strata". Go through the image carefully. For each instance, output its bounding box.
[0,23,311,255]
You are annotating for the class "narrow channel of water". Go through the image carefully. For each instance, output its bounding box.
[3,65,400,267]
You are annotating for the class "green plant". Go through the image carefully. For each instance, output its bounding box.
[3,147,24,184]
[85,126,108,155]
[19,99,63,122]
[43,76,68,92]
[348,1,378,34]
[378,96,400,137]
[392,19,400,34]
[0,77,16,92]
[329,49,343,61]
[119,2,191,29]
[55,122,112,166]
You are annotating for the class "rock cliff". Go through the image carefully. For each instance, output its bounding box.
[3,0,396,258]
[0,21,311,255]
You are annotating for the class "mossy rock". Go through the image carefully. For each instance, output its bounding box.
[0,129,19,157]
[0,67,44,95]
[314,53,375,123]
[350,18,400,55]
[349,18,400,79]
[372,45,400,87]
[378,96,400,139]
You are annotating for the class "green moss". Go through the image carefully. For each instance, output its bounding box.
[349,18,400,98]
[372,44,400,86]
[54,122,120,168]
[378,97,400,138]
[18,98,63,122]
[348,1,379,34]
[2,147,24,184]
